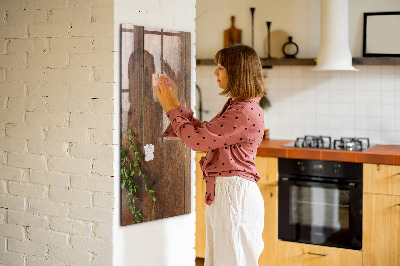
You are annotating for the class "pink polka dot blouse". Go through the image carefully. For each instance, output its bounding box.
[163,97,265,205]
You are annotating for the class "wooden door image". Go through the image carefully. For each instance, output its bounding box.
[120,24,191,225]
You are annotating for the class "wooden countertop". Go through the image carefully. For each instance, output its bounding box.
[256,139,400,165]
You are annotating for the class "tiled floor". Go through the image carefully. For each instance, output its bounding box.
[195,257,205,266]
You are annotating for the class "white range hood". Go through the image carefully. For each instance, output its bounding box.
[314,0,358,71]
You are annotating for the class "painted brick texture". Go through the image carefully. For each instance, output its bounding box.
[0,0,114,265]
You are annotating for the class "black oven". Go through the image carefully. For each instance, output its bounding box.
[278,158,362,250]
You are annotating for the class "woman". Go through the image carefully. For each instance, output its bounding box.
[153,44,266,266]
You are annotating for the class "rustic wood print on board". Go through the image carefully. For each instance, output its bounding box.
[120,24,191,226]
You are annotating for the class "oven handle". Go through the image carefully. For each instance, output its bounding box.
[280,177,357,189]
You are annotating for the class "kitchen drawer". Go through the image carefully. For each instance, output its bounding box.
[364,164,400,196]
[276,241,362,266]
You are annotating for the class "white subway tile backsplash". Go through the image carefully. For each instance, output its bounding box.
[367,104,382,118]
[279,126,293,138]
[368,117,382,131]
[396,89,400,104]
[316,103,330,116]
[382,117,396,131]
[367,91,381,105]
[355,104,368,117]
[316,89,329,103]
[304,102,316,115]
[354,89,368,104]
[382,131,396,144]
[381,78,395,91]
[396,131,400,144]
[355,128,368,138]
[280,114,292,127]
[341,71,355,81]
[394,66,400,78]
[367,77,381,91]
[382,90,395,104]
[316,116,330,128]
[341,104,355,116]
[367,65,381,76]
[291,78,304,90]
[304,88,316,103]
[303,67,316,78]
[292,92,304,103]
[341,89,355,104]
[279,77,291,89]
[291,67,304,78]
[342,117,355,129]
[354,117,368,131]
[328,88,342,103]
[196,65,400,144]
[329,116,342,129]
[278,67,292,78]
[329,103,341,116]
[342,128,355,137]
[396,105,400,117]
[382,105,395,118]
[368,130,382,143]
[381,66,395,77]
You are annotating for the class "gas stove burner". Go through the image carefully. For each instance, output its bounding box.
[295,135,332,149]
[283,136,372,151]
[333,137,370,151]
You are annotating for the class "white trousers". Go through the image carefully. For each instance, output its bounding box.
[205,176,265,266]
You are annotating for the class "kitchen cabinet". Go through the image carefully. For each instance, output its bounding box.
[259,184,278,266]
[255,156,278,186]
[363,193,400,266]
[363,163,400,196]
[195,152,207,258]
[276,241,362,266]
[363,164,400,266]
[256,156,278,266]
[195,154,279,266]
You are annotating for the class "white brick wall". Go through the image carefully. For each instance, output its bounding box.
[0,0,114,265]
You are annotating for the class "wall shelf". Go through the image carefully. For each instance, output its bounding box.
[196,57,400,67]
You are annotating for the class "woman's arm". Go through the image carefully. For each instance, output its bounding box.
[156,75,203,137]
[165,107,249,152]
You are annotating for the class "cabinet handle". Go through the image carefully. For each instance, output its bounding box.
[307,252,328,256]
[397,204,400,207]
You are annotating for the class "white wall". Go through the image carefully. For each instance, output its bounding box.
[196,0,400,145]
[196,0,400,58]
[113,1,197,266]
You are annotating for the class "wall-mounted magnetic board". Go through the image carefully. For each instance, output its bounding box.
[120,24,191,226]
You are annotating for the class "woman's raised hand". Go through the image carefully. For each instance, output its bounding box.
[159,74,180,109]
[153,75,175,113]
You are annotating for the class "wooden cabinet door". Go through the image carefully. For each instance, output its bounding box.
[259,185,278,266]
[195,152,207,258]
[363,193,400,266]
[364,164,400,196]
[277,241,362,266]
[255,156,278,186]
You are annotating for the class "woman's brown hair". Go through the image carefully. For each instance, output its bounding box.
[214,44,266,99]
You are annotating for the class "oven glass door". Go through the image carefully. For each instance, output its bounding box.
[278,177,362,250]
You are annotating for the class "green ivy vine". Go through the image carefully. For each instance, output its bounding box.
[121,129,156,223]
